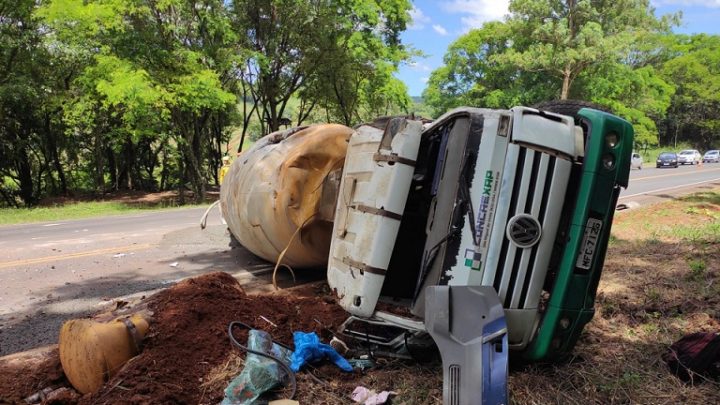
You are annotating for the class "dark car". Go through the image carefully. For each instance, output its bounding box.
[656,152,678,168]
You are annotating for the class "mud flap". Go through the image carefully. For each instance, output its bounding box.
[425,286,508,405]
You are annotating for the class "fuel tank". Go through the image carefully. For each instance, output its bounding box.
[220,124,353,268]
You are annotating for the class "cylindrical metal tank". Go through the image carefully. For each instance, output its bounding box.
[220,124,353,268]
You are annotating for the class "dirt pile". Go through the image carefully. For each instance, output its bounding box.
[0,346,66,404]
[0,272,353,404]
[83,272,349,404]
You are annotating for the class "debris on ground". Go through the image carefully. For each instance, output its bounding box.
[289,331,353,373]
[663,332,720,382]
[351,386,397,404]
[0,346,65,404]
[222,328,293,405]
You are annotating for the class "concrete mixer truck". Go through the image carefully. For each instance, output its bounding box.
[219,101,633,367]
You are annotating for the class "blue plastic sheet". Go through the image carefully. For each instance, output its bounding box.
[289,331,353,372]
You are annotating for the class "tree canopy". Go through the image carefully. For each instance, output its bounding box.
[422,0,718,150]
[2,0,719,207]
[0,0,413,206]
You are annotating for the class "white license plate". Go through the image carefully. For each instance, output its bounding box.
[663,163,669,166]
[576,218,603,270]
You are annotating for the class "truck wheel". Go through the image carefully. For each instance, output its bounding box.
[533,99,612,120]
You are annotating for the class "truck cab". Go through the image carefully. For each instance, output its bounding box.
[328,105,633,361]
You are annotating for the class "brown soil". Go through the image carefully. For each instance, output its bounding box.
[0,346,66,404]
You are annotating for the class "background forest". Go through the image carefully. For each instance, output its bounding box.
[1,0,718,207]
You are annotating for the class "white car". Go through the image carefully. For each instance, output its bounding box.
[631,152,643,169]
[677,149,702,165]
[703,150,719,163]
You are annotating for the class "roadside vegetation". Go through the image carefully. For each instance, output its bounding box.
[2,1,719,209]
[0,193,208,225]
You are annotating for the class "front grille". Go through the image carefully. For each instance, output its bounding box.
[483,145,572,309]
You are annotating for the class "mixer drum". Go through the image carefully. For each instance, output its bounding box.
[220,124,353,268]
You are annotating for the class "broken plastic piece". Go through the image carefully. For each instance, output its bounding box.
[351,386,396,405]
[222,329,293,405]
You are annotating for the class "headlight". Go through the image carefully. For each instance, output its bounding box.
[657,160,661,163]
[671,159,677,162]
[605,132,619,148]
[602,153,615,170]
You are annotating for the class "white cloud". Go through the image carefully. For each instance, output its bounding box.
[409,6,431,30]
[651,0,720,7]
[442,0,510,31]
[432,24,449,36]
[408,61,432,72]
[421,77,430,84]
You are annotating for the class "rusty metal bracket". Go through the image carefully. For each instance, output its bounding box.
[354,204,403,221]
[342,257,387,276]
[122,317,144,353]
[373,153,416,167]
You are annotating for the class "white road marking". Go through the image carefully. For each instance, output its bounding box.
[41,223,63,227]
[619,177,720,200]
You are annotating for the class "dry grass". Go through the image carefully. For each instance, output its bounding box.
[509,188,720,404]
[199,352,245,404]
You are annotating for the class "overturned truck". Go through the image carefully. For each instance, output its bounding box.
[220,102,633,364]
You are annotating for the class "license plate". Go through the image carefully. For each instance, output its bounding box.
[576,218,603,270]
[663,163,669,166]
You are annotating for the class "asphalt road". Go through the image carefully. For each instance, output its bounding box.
[0,206,304,355]
[619,162,720,205]
[1,162,718,356]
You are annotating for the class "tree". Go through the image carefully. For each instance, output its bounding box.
[423,22,555,116]
[233,0,413,131]
[0,0,73,205]
[423,0,679,146]
[503,0,675,100]
[660,34,720,149]
[39,0,238,202]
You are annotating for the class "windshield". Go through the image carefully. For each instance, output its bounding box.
[678,151,693,155]
[659,153,675,158]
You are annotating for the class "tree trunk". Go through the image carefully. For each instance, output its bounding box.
[106,146,117,191]
[45,113,67,195]
[561,69,571,100]
[16,148,35,206]
[94,132,105,194]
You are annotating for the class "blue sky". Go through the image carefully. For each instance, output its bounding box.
[398,0,720,96]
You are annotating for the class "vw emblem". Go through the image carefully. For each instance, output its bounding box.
[506,214,542,248]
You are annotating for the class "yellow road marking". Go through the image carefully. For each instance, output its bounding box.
[631,166,720,182]
[0,243,153,270]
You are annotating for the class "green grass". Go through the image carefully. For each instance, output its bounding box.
[0,201,205,226]
[687,258,707,279]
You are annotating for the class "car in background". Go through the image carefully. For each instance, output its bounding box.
[657,152,678,168]
[703,150,719,163]
[631,152,643,169]
[677,149,702,165]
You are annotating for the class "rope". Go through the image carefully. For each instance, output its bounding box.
[271,213,316,290]
[200,200,221,230]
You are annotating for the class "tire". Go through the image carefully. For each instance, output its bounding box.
[533,99,613,120]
